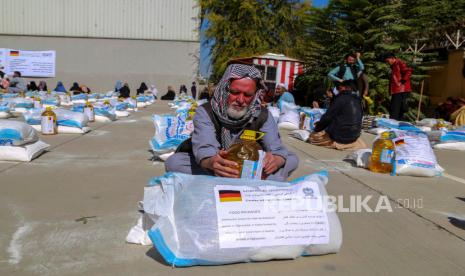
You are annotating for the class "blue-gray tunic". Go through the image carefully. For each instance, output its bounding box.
[165,105,299,182]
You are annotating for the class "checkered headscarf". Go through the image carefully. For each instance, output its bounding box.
[210,64,265,149]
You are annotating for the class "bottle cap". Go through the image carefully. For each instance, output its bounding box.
[240,130,265,141]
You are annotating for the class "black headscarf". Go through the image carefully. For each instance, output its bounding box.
[120,83,130,98]
[28,81,38,91]
[70,82,81,91]
[137,82,148,95]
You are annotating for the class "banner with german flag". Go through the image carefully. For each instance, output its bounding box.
[9,50,19,56]
[218,190,242,202]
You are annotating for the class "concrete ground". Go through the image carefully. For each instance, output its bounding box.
[0,100,464,275]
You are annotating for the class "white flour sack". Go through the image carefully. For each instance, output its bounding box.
[150,114,193,152]
[0,119,38,146]
[143,172,342,267]
[391,131,443,177]
[278,102,300,130]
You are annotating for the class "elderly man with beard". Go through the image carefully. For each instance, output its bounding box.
[165,64,298,182]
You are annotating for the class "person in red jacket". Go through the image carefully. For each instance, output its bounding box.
[384,53,413,120]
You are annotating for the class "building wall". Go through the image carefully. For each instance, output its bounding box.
[0,0,199,41]
[428,50,465,104]
[1,35,199,94]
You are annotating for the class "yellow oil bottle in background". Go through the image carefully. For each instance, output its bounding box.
[41,106,57,135]
[225,130,265,176]
[369,131,395,173]
[84,101,95,122]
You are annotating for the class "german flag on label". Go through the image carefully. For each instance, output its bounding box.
[10,50,19,56]
[219,190,242,202]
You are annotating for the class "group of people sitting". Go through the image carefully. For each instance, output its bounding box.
[113,81,158,98]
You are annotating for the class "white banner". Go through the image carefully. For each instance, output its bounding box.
[0,48,56,77]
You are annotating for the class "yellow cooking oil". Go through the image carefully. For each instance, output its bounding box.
[368,131,395,173]
[41,106,57,135]
[225,130,265,176]
[84,101,95,122]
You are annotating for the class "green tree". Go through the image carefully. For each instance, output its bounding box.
[199,0,310,81]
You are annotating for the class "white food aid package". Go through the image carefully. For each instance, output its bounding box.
[391,131,443,177]
[141,172,342,267]
[278,102,300,130]
[0,119,39,146]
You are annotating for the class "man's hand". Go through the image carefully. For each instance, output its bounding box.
[262,152,285,175]
[201,150,240,178]
[355,52,361,59]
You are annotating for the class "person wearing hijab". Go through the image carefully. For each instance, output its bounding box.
[54,81,67,92]
[119,82,130,98]
[80,85,91,94]
[137,82,148,95]
[38,81,48,91]
[114,80,123,93]
[165,64,298,182]
[69,82,81,94]
[28,81,38,91]
[160,86,176,100]
[149,84,158,99]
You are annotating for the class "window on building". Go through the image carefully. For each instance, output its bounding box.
[254,63,277,91]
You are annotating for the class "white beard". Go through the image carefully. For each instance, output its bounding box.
[227,106,248,119]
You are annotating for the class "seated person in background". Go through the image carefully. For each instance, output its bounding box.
[38,81,48,91]
[54,81,67,92]
[137,82,148,95]
[114,80,123,93]
[450,98,465,127]
[165,64,299,182]
[1,76,10,90]
[8,71,27,93]
[273,83,295,107]
[80,85,91,93]
[27,81,38,91]
[308,89,367,150]
[160,86,176,100]
[148,84,158,99]
[119,82,130,98]
[69,82,82,94]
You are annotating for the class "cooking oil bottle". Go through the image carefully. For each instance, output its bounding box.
[41,106,57,135]
[131,96,138,111]
[368,131,395,173]
[187,102,198,120]
[32,96,42,109]
[84,101,95,122]
[225,130,265,178]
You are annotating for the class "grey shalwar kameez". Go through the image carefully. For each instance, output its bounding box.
[165,105,299,182]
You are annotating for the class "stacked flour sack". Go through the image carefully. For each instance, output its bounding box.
[150,97,201,161]
[288,107,326,142]
[0,119,50,161]
[23,106,91,134]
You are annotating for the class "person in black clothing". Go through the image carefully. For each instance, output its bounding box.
[137,82,148,95]
[161,85,176,100]
[119,82,131,98]
[190,81,197,99]
[308,91,367,150]
[38,81,48,91]
[179,84,187,94]
[27,81,38,91]
[0,66,5,79]
[69,82,82,94]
